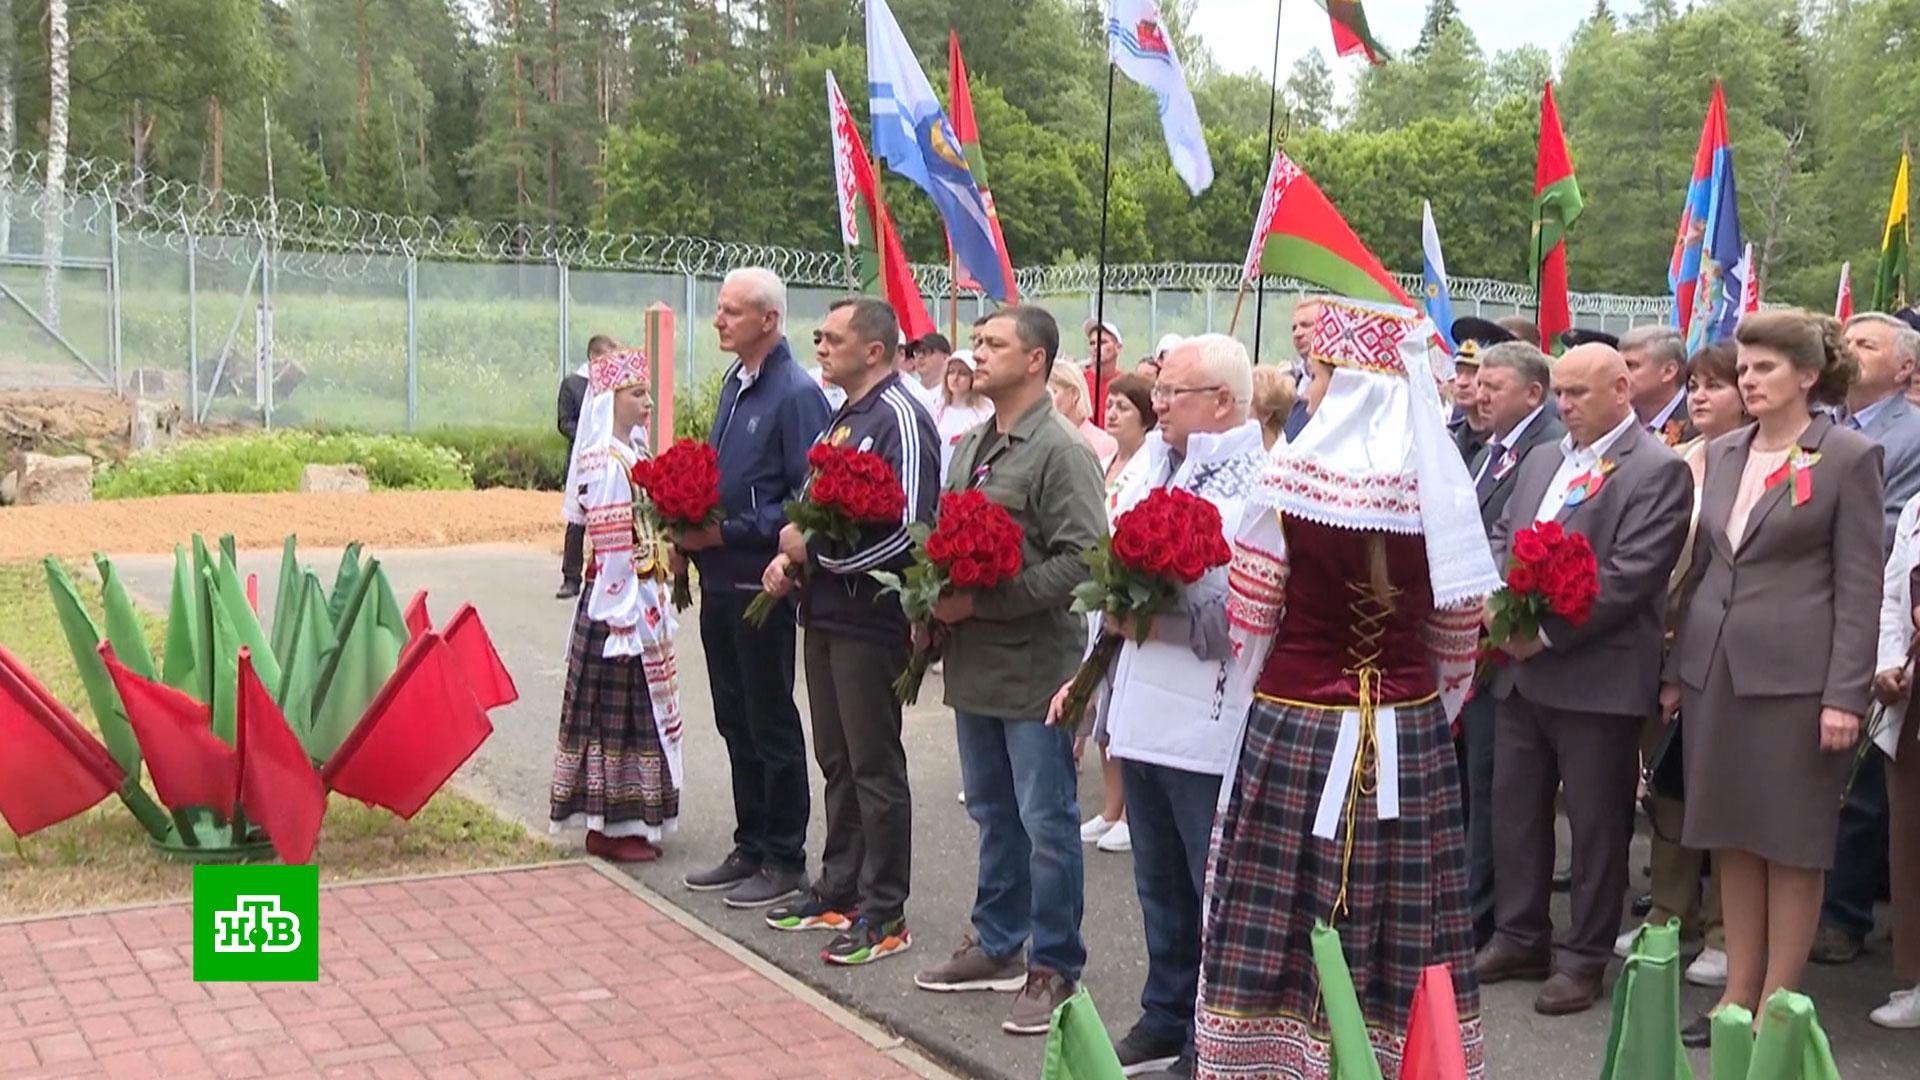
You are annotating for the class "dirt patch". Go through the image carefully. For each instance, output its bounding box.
[0,389,132,458]
[0,488,566,562]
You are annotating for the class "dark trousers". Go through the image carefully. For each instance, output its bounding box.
[803,630,912,925]
[561,522,586,585]
[1821,750,1890,943]
[1456,690,1498,947]
[699,591,810,873]
[1120,759,1220,1055]
[1491,691,1640,978]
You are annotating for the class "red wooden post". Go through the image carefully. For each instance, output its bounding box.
[644,304,677,450]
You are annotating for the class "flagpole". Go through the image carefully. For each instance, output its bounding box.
[1094,60,1117,415]
[1250,0,1286,366]
[949,247,960,345]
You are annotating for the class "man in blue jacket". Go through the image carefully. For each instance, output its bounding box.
[677,267,831,909]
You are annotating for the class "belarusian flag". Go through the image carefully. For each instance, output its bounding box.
[1872,150,1910,313]
[1532,82,1583,347]
[827,70,935,340]
[1241,149,1410,307]
[1315,1,1389,64]
[948,32,1018,302]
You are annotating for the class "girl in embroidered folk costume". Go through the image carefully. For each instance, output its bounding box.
[551,348,685,862]
[1196,299,1501,1079]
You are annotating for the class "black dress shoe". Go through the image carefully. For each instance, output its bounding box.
[1681,1014,1713,1048]
[1552,869,1573,893]
[555,581,582,599]
[1631,892,1653,918]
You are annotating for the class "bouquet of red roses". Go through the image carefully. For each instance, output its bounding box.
[870,489,1025,704]
[630,438,723,612]
[1480,520,1599,662]
[743,444,908,627]
[1055,488,1233,728]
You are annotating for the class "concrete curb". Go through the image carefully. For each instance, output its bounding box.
[585,858,970,1080]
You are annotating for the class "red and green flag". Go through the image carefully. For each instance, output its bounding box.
[1315,2,1389,65]
[1241,149,1411,307]
[948,32,1018,303]
[1532,81,1583,347]
[826,69,936,341]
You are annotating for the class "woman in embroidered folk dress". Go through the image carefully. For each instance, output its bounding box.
[550,348,685,863]
[1196,299,1500,1080]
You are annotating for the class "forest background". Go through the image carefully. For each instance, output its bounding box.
[0,0,1914,311]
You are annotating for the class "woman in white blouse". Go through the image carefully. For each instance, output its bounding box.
[934,351,994,485]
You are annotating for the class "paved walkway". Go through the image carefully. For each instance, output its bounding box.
[0,862,953,1080]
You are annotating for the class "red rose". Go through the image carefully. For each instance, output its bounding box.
[1512,532,1549,566]
[1508,564,1539,594]
[1533,521,1565,545]
[1112,527,1152,567]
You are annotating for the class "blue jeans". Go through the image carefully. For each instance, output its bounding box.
[954,711,1086,980]
[1121,759,1221,1053]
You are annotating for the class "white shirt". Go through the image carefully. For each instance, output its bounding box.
[1473,404,1547,486]
[802,365,847,411]
[902,374,943,416]
[934,400,994,484]
[1536,411,1639,524]
[1874,491,1920,758]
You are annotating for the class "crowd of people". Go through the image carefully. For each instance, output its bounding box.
[543,264,1920,1079]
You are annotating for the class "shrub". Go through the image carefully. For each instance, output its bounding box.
[95,431,473,499]
[674,368,728,444]
[414,426,572,491]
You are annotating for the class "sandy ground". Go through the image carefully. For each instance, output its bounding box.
[0,489,564,562]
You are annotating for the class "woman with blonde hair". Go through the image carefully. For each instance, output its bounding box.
[1050,359,1120,462]
[1250,365,1298,451]
[1664,309,1882,1040]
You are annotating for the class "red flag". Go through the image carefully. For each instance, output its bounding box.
[236,650,326,865]
[99,644,237,814]
[321,634,494,820]
[827,70,936,340]
[1741,241,1762,316]
[1836,261,1855,322]
[441,604,519,710]
[404,590,432,641]
[246,573,259,615]
[948,32,1018,302]
[1532,82,1584,346]
[0,646,123,835]
[1400,965,1470,1080]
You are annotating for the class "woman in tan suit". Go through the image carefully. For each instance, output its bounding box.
[1662,309,1883,1034]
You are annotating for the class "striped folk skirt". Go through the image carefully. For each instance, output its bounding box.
[1196,695,1483,1080]
[549,600,680,841]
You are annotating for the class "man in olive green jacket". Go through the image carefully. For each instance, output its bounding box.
[911,305,1108,1038]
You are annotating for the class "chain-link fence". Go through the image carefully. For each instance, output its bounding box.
[1,152,1676,433]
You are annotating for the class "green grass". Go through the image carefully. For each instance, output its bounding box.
[0,561,557,917]
[94,430,475,499]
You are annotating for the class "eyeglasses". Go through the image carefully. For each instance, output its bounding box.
[1149,384,1223,403]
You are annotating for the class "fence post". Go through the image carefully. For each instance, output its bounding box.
[405,248,419,431]
[683,271,697,391]
[107,200,123,393]
[260,232,274,430]
[186,230,200,421]
[557,257,570,376]
[1205,285,1215,333]
[1148,286,1159,343]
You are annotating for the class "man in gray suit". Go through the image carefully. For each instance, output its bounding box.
[1475,345,1694,1016]
[1816,313,1920,964]
[1455,342,1566,948]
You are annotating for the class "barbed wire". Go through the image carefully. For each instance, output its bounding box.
[0,150,1675,314]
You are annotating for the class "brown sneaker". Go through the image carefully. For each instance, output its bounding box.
[913,934,1026,993]
[1003,967,1075,1035]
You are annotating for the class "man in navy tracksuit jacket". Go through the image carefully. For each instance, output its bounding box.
[756,298,939,966]
[679,269,831,908]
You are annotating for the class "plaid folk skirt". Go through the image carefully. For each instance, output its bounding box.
[1196,695,1483,1080]
[549,600,680,841]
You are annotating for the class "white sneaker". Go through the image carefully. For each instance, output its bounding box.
[1080,815,1115,843]
[1685,947,1729,988]
[1613,927,1641,960]
[1097,821,1132,853]
[1869,984,1920,1029]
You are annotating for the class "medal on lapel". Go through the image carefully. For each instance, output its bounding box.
[1492,446,1519,482]
[1562,458,1618,510]
[1764,447,1821,507]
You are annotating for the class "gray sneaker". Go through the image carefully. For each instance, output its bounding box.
[721,867,806,909]
[913,934,1027,993]
[1003,967,1075,1035]
[684,851,761,892]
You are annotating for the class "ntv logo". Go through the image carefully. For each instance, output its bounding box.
[194,865,319,981]
[213,895,302,954]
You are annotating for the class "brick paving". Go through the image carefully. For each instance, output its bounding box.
[0,863,937,1080]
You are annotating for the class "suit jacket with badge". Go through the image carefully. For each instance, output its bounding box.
[1490,422,1694,717]
[1470,412,1567,535]
[1668,415,1884,716]
[1854,391,1920,553]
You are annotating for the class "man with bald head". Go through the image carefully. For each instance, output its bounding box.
[1475,343,1694,1017]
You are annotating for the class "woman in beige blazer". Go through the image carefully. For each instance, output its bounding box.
[1663,309,1883,1033]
